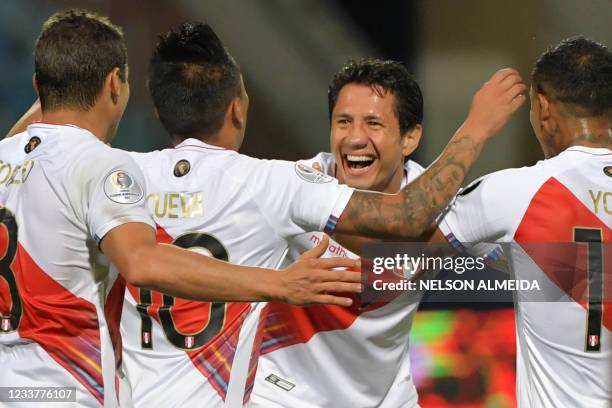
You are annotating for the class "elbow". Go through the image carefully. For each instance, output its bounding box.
[402,220,434,240]
[119,248,156,288]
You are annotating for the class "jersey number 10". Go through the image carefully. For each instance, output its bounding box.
[136,233,229,351]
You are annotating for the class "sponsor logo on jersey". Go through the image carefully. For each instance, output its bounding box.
[174,159,191,177]
[294,163,333,184]
[265,374,295,391]
[588,335,599,347]
[104,170,144,204]
[604,166,612,178]
[24,136,41,154]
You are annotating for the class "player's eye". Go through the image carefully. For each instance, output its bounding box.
[368,121,383,128]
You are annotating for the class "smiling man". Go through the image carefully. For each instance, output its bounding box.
[252,59,429,408]
[329,59,423,194]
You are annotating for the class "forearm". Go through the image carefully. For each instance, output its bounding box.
[337,130,484,239]
[127,242,280,302]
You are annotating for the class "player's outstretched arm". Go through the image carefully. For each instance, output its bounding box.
[101,223,361,306]
[336,68,526,239]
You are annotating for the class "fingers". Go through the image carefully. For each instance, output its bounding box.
[506,82,527,101]
[509,93,527,111]
[316,281,362,294]
[312,256,360,271]
[300,234,329,259]
[490,68,519,84]
[310,294,353,307]
[499,71,523,92]
[315,269,362,283]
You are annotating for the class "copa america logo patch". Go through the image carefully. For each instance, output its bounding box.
[294,163,333,184]
[104,170,144,204]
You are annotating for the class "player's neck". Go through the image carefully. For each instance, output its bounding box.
[173,131,237,151]
[558,116,612,153]
[40,108,113,143]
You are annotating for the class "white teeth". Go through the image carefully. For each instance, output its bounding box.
[346,155,374,162]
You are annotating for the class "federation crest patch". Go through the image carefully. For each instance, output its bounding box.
[604,166,612,178]
[174,159,191,177]
[104,170,144,204]
[588,334,599,348]
[24,136,41,154]
[295,163,333,184]
[185,336,195,349]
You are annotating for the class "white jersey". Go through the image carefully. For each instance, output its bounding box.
[0,124,154,407]
[438,146,612,407]
[252,152,426,408]
[120,140,354,408]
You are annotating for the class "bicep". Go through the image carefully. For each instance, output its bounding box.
[99,222,157,279]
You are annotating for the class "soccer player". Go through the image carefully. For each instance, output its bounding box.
[118,23,525,407]
[0,11,362,407]
[433,37,611,407]
[252,59,428,408]
[7,19,525,407]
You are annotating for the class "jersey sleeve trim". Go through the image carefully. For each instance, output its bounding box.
[94,215,156,245]
[322,186,354,235]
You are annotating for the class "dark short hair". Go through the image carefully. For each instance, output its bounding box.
[35,9,127,111]
[148,22,242,139]
[328,58,423,135]
[532,37,612,117]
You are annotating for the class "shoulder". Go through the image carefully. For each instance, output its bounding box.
[0,132,31,162]
[298,152,336,176]
[405,159,425,182]
[455,160,561,210]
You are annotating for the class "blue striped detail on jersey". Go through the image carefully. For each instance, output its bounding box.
[323,215,339,235]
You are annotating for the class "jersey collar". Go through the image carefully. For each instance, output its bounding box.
[174,138,227,151]
[564,145,612,155]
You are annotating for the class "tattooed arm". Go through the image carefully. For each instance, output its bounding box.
[335,68,527,239]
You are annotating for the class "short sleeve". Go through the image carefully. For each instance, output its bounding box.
[235,157,354,239]
[438,173,515,246]
[71,146,155,244]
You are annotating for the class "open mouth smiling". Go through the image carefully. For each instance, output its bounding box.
[344,154,376,173]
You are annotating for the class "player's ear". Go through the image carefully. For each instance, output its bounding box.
[32,74,39,97]
[230,96,246,131]
[401,124,422,157]
[107,67,123,105]
[536,93,554,132]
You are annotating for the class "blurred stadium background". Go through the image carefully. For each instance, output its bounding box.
[1,1,610,406]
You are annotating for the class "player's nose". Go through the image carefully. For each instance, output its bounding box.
[344,122,369,150]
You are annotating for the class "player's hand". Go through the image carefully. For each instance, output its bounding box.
[277,235,361,307]
[461,68,527,142]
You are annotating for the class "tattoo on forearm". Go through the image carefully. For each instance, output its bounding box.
[344,135,481,238]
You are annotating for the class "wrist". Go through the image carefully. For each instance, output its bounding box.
[253,267,286,302]
[455,120,491,145]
